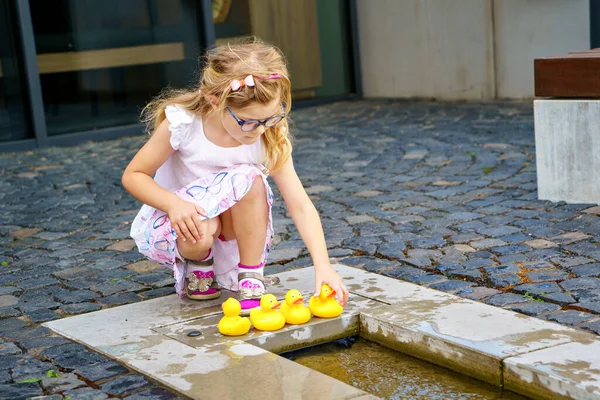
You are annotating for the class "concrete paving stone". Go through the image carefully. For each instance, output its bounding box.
[476,225,521,237]
[470,238,507,249]
[345,215,375,224]
[0,383,43,400]
[81,251,120,262]
[484,264,520,275]
[52,266,95,280]
[487,274,522,288]
[24,308,61,323]
[583,206,600,215]
[382,265,426,280]
[537,291,576,305]
[101,375,151,396]
[122,387,180,399]
[0,307,21,318]
[74,361,129,382]
[20,335,72,353]
[551,256,595,268]
[0,371,10,384]
[508,302,561,316]
[92,280,146,297]
[497,233,532,244]
[569,263,600,278]
[40,343,108,371]
[125,260,163,273]
[10,357,54,381]
[362,259,399,274]
[0,342,22,356]
[546,310,597,326]
[0,295,18,308]
[564,240,600,260]
[408,236,446,249]
[526,269,570,283]
[48,248,90,259]
[337,256,375,268]
[98,292,142,307]
[113,251,146,263]
[550,231,592,245]
[61,302,103,315]
[131,273,172,286]
[139,287,176,299]
[63,386,110,400]
[17,277,61,291]
[581,319,600,335]
[403,273,448,286]
[484,293,529,307]
[575,301,600,314]
[491,245,530,255]
[572,289,600,303]
[469,250,494,259]
[560,278,600,291]
[342,236,380,255]
[428,280,475,293]
[496,254,529,264]
[513,281,562,296]
[105,239,136,252]
[448,232,484,244]
[32,231,69,240]
[41,372,85,393]
[456,286,501,300]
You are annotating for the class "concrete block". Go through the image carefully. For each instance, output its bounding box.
[534,100,600,204]
[504,340,600,400]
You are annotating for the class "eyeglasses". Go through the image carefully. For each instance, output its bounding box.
[226,105,286,132]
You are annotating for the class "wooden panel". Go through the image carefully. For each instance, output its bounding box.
[535,49,600,98]
[36,42,185,74]
[248,0,322,91]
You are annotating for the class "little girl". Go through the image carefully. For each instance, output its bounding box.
[122,39,348,312]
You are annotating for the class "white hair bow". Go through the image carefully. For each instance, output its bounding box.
[231,75,255,91]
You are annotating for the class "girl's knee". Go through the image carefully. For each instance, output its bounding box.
[177,235,213,260]
[244,177,266,201]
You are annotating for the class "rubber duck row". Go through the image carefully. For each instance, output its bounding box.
[218,284,344,336]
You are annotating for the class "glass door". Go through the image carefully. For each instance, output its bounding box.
[211,0,355,100]
[0,0,33,143]
[29,0,205,136]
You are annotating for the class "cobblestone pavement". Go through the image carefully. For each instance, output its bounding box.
[1,99,600,399]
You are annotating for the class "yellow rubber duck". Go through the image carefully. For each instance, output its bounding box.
[249,294,286,331]
[280,289,311,325]
[218,298,251,336]
[309,284,343,318]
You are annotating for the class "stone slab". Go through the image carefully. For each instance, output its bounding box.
[504,340,600,400]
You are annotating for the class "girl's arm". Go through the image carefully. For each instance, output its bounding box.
[272,157,349,305]
[121,119,206,243]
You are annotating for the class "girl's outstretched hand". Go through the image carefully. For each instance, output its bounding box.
[166,198,207,244]
[314,266,349,306]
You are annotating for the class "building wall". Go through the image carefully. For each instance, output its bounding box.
[357,0,590,99]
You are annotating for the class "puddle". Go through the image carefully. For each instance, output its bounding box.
[282,338,528,400]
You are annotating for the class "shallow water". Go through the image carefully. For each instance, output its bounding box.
[283,338,528,400]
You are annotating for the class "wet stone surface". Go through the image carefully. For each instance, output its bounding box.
[1,100,600,398]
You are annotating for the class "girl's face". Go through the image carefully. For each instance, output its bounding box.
[220,97,283,146]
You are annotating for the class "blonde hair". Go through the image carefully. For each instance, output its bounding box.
[141,38,293,174]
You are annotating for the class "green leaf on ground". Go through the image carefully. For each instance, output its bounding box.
[46,369,60,378]
[17,377,41,383]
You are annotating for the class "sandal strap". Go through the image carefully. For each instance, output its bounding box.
[188,259,214,267]
[238,272,280,286]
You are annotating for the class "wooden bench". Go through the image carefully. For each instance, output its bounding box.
[533,49,600,204]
